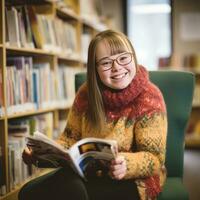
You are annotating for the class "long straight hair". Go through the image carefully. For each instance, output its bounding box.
[87,30,138,131]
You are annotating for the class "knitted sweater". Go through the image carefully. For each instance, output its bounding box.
[58,66,167,200]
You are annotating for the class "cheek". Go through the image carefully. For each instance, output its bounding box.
[126,64,136,76]
[97,70,110,82]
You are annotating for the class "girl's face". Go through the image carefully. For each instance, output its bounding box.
[96,40,136,90]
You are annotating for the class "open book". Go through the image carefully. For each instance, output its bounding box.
[26,131,118,180]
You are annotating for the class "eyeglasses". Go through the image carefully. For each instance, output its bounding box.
[96,52,133,72]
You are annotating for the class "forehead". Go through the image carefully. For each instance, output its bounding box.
[96,39,130,59]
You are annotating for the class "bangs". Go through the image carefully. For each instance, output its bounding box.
[104,36,131,55]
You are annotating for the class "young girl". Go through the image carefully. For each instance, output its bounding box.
[20,30,167,200]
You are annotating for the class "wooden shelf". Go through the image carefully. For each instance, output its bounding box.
[56,7,80,21]
[7,107,57,119]
[6,102,73,119]
[6,46,55,56]
[6,47,83,63]
[57,54,82,63]
[81,18,106,32]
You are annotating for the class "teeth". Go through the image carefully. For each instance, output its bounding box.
[112,73,126,79]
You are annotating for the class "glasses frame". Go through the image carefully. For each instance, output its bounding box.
[96,52,133,72]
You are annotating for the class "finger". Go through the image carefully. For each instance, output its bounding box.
[115,173,125,180]
[111,155,125,165]
[110,163,123,171]
[112,165,127,176]
[110,158,126,170]
[110,164,127,179]
[24,146,33,155]
[22,148,36,165]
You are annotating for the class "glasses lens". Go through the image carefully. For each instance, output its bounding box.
[98,59,113,71]
[117,53,131,65]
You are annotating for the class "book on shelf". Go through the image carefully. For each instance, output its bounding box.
[8,120,36,190]
[6,56,36,114]
[22,6,35,48]
[26,131,118,180]
[5,114,56,193]
[5,7,21,48]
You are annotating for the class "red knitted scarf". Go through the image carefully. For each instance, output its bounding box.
[74,66,166,122]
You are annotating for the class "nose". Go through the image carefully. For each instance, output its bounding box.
[111,60,122,72]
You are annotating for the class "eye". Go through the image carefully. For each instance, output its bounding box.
[102,60,112,66]
[118,53,131,64]
[119,56,128,61]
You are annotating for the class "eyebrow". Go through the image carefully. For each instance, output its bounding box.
[97,56,110,63]
[97,52,127,63]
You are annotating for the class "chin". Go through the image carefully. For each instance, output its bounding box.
[110,82,130,90]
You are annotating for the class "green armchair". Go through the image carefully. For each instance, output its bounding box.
[75,70,195,200]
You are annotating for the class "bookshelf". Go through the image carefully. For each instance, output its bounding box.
[0,0,108,199]
[185,70,200,148]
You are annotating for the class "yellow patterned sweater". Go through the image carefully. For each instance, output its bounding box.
[58,66,167,200]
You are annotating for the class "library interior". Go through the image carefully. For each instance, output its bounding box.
[0,0,200,200]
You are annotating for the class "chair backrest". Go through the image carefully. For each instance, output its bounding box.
[75,72,87,93]
[149,71,194,178]
[75,71,195,178]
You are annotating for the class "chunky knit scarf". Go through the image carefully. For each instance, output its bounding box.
[74,66,166,122]
[101,66,166,122]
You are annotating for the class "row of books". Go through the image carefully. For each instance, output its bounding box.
[5,112,59,195]
[6,56,85,115]
[6,5,79,58]
[57,64,85,107]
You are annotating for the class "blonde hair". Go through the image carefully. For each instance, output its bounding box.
[87,30,138,131]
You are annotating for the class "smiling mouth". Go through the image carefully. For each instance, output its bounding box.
[111,72,128,80]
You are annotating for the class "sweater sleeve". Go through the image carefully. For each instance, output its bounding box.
[119,112,167,179]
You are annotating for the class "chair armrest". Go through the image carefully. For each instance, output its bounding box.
[157,177,189,200]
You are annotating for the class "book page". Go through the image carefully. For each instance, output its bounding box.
[69,138,118,180]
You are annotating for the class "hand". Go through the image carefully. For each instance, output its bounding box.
[22,147,37,165]
[109,155,127,180]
